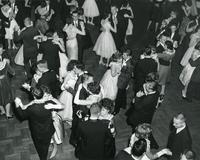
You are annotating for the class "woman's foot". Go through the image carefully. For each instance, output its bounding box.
[6,115,14,120]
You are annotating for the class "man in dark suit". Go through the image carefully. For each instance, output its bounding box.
[39,31,65,75]
[15,87,55,160]
[167,113,192,160]
[14,17,39,79]
[36,60,60,98]
[75,103,112,160]
[71,10,91,63]
[114,48,134,114]
[135,46,158,92]
[110,4,129,49]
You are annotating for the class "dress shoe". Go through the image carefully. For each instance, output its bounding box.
[6,115,14,120]
[182,96,192,102]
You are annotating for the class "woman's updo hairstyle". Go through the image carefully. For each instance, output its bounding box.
[135,123,152,139]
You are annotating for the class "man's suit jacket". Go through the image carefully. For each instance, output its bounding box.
[39,39,61,74]
[76,119,112,160]
[16,102,55,141]
[110,9,129,49]
[117,58,134,89]
[14,26,39,57]
[135,58,158,91]
[167,125,192,160]
[37,70,60,98]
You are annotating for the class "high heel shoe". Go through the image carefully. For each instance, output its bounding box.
[6,115,14,120]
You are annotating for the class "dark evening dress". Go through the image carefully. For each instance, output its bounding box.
[0,61,15,107]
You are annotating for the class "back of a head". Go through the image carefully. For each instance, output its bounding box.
[183,150,196,160]
[31,87,44,99]
[87,82,101,95]
[174,113,186,122]
[90,103,101,116]
[131,138,147,157]
[67,60,79,71]
[165,40,174,51]
[40,85,51,95]
[144,47,152,56]
[100,98,114,113]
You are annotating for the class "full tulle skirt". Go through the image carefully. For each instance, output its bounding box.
[66,39,78,60]
[93,31,116,59]
[82,0,100,17]
[14,45,24,66]
[100,69,119,100]
[180,46,195,67]
[58,91,73,121]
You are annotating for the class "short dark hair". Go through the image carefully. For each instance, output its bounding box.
[40,85,51,95]
[67,60,79,71]
[31,87,44,99]
[131,138,147,157]
[121,46,132,57]
[82,72,94,83]
[87,82,101,95]
[144,46,152,56]
[165,40,174,51]
[100,98,114,113]
[66,17,73,25]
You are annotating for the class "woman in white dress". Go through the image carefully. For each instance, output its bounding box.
[63,17,85,60]
[58,65,78,123]
[93,12,117,66]
[180,27,200,67]
[82,0,99,25]
[100,53,122,101]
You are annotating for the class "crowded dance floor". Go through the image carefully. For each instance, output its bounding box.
[0,0,200,160]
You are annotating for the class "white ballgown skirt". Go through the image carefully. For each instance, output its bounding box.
[93,31,117,59]
[66,38,78,60]
[179,63,196,86]
[180,46,195,67]
[82,0,100,17]
[58,91,73,121]
[126,19,133,36]
[14,45,24,66]
[100,69,119,100]
[5,19,18,40]
[59,52,69,79]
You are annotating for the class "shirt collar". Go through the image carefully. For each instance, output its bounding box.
[176,124,186,134]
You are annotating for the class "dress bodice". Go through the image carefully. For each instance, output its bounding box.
[64,71,77,88]
[101,20,112,32]
[65,25,77,39]
[110,62,121,75]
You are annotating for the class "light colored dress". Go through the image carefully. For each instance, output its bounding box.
[14,45,24,66]
[59,52,69,79]
[180,33,200,67]
[58,71,77,121]
[93,20,117,59]
[5,18,18,40]
[64,24,80,60]
[82,0,100,18]
[100,61,121,100]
